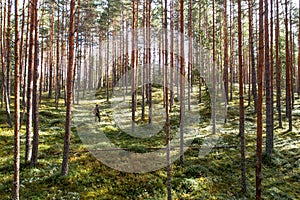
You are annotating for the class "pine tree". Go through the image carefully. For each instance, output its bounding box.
[238,0,246,192]
[13,0,21,198]
[62,0,76,175]
[275,0,282,128]
[256,0,264,198]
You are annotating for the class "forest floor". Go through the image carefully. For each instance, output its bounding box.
[0,86,299,199]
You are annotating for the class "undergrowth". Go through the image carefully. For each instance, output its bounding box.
[0,86,299,199]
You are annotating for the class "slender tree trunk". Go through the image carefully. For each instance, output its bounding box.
[48,1,54,98]
[229,0,234,101]
[97,36,102,89]
[223,0,229,103]
[249,0,257,113]
[187,0,192,111]
[146,0,152,124]
[13,0,20,198]
[19,0,27,102]
[22,5,30,107]
[55,7,61,110]
[82,39,87,98]
[73,1,80,103]
[142,1,146,119]
[275,0,282,128]
[25,0,36,164]
[179,0,185,164]
[285,0,292,131]
[248,45,252,107]
[164,2,172,199]
[62,0,75,176]
[256,0,264,198]
[212,0,216,134]
[31,0,39,166]
[6,0,11,104]
[169,0,174,111]
[125,19,129,93]
[265,0,273,156]
[105,34,109,102]
[39,7,44,103]
[267,0,274,154]
[131,0,138,131]
[289,6,295,109]
[76,35,82,105]
[44,50,49,92]
[2,0,12,127]
[88,36,94,90]
[198,6,202,104]
[238,0,246,193]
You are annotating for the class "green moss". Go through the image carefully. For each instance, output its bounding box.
[0,89,299,199]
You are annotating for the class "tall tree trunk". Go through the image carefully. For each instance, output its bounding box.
[125,18,129,94]
[164,2,172,199]
[179,0,185,164]
[142,1,146,120]
[229,0,234,101]
[169,0,174,111]
[3,0,12,127]
[265,0,273,156]
[198,6,202,104]
[285,0,292,131]
[187,0,192,111]
[289,6,295,109]
[146,0,152,124]
[88,36,94,90]
[48,1,54,98]
[55,7,61,110]
[39,7,44,103]
[62,0,76,176]
[223,0,229,103]
[13,0,20,198]
[6,0,11,104]
[105,34,109,102]
[256,0,264,198]
[76,35,82,105]
[238,0,246,193]
[249,0,258,113]
[31,0,39,166]
[270,0,274,151]
[212,0,216,134]
[131,0,137,131]
[22,5,30,107]
[25,0,36,164]
[275,0,282,128]
[97,36,102,89]
[83,41,87,98]
[19,0,26,101]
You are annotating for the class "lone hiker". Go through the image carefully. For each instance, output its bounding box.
[94,104,100,122]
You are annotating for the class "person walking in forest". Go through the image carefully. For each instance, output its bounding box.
[94,104,101,122]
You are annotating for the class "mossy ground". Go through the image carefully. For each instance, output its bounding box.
[0,86,299,199]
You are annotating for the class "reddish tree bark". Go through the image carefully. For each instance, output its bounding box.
[265,0,273,156]
[179,0,185,164]
[31,0,39,166]
[62,0,76,175]
[238,0,246,192]
[285,0,292,131]
[256,0,264,199]
[275,0,282,128]
[13,0,21,198]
